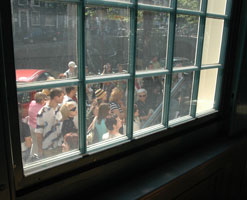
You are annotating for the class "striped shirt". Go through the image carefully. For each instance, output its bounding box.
[109,102,123,113]
[35,104,63,150]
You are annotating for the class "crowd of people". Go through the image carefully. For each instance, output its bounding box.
[19,57,191,164]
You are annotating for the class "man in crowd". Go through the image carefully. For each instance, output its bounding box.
[64,61,77,78]
[35,88,64,158]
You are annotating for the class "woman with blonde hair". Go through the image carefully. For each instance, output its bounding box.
[60,102,78,137]
[109,87,126,134]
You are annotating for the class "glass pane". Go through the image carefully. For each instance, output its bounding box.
[196,69,218,113]
[207,0,227,15]
[86,80,128,145]
[174,15,199,68]
[18,86,79,167]
[138,0,170,7]
[134,76,165,131]
[202,18,224,65]
[136,11,169,71]
[177,0,201,11]
[12,2,78,82]
[85,7,130,76]
[169,72,194,121]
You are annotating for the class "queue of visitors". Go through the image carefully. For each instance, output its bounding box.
[18,57,190,164]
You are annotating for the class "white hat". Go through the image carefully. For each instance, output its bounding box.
[68,61,77,68]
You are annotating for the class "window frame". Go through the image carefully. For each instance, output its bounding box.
[3,0,233,191]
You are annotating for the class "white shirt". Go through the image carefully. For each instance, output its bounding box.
[35,104,63,150]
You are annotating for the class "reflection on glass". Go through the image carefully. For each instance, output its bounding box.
[86,80,128,145]
[202,18,224,65]
[134,76,165,131]
[197,69,218,113]
[12,2,78,81]
[177,0,201,11]
[138,0,170,7]
[136,11,169,71]
[169,72,194,121]
[174,15,199,68]
[85,7,130,76]
[207,0,227,15]
[18,86,79,166]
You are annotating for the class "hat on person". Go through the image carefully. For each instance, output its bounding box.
[68,61,77,68]
[95,89,107,99]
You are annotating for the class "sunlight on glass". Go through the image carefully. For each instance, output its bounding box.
[207,0,227,15]
[196,69,218,113]
[202,18,224,65]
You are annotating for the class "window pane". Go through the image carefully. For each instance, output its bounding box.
[138,0,170,7]
[202,18,224,65]
[174,15,199,68]
[18,86,79,167]
[196,69,218,113]
[86,80,128,145]
[12,2,78,81]
[134,76,165,131]
[136,11,169,71]
[207,0,227,15]
[169,72,194,121]
[85,7,130,76]
[177,0,201,11]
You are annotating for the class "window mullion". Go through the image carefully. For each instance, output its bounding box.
[163,0,177,127]
[126,0,137,139]
[78,1,86,154]
[190,0,208,118]
[214,0,233,110]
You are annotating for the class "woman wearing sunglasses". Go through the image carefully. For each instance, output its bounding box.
[60,102,78,137]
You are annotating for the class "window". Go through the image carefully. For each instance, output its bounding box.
[18,0,28,6]
[11,0,232,178]
[31,11,40,26]
[31,0,40,7]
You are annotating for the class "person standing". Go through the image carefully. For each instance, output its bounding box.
[60,102,78,137]
[63,86,78,129]
[136,89,153,127]
[102,114,123,140]
[28,92,47,156]
[35,88,64,158]
[63,61,78,78]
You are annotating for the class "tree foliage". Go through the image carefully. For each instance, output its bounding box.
[177,0,201,10]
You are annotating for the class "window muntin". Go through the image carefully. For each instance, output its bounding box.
[10,0,232,175]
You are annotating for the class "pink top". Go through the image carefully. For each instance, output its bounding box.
[28,100,43,128]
